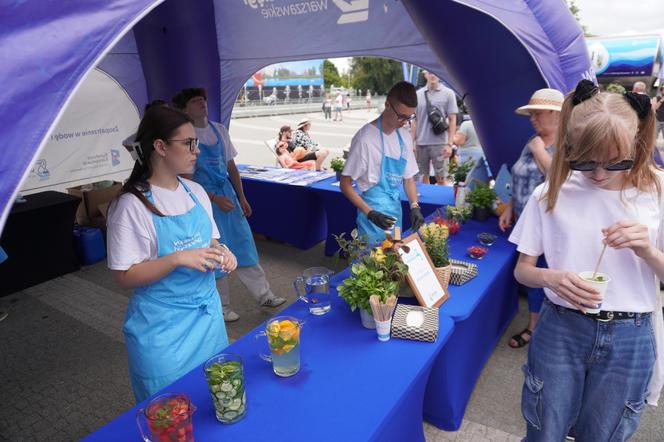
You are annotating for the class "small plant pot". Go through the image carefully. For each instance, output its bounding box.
[359,308,376,329]
[336,171,342,182]
[472,206,491,221]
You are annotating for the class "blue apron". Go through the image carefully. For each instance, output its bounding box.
[193,123,259,270]
[356,117,408,245]
[124,178,229,403]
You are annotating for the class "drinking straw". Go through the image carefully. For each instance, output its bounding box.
[592,242,608,280]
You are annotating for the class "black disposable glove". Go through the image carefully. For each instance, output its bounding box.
[410,207,424,231]
[367,210,397,230]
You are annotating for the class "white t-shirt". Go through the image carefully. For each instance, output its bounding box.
[106,178,220,271]
[342,121,419,193]
[335,94,344,107]
[509,172,663,312]
[195,121,238,161]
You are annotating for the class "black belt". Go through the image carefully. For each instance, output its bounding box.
[558,304,651,322]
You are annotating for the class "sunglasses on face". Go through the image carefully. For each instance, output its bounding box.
[569,159,634,172]
[388,101,416,122]
[167,137,199,153]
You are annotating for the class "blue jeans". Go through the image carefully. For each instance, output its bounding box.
[522,299,656,442]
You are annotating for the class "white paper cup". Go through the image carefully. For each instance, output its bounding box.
[375,319,392,342]
[578,271,611,314]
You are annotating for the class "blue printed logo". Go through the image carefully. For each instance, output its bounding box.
[111,149,121,166]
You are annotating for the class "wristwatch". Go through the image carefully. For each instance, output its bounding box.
[410,202,420,209]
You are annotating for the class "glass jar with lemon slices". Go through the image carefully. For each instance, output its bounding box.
[256,316,304,377]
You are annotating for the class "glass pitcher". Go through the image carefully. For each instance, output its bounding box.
[256,316,304,377]
[293,267,334,315]
[204,353,247,424]
[136,393,196,442]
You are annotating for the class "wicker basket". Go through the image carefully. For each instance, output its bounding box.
[435,264,452,289]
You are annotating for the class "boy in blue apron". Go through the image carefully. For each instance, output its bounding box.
[173,88,286,322]
[340,82,424,245]
[108,106,237,403]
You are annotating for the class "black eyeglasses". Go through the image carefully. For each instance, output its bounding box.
[569,159,634,172]
[167,138,199,153]
[388,101,416,122]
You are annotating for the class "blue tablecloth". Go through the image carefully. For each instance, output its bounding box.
[85,290,455,441]
[425,220,518,430]
[331,216,519,431]
[240,174,327,250]
[309,177,454,256]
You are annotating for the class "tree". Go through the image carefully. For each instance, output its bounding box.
[567,0,592,36]
[350,57,403,95]
[323,59,343,88]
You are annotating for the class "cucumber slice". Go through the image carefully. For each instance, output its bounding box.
[215,392,225,400]
[229,398,242,411]
[223,411,238,420]
[220,382,233,392]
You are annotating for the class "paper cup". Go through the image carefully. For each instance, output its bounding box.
[578,271,611,314]
[375,319,392,342]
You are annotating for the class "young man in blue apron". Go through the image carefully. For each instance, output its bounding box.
[173,88,286,322]
[340,82,424,245]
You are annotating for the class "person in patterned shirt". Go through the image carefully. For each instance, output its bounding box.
[499,88,563,349]
[291,118,329,170]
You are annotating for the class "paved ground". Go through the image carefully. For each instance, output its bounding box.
[2,109,663,441]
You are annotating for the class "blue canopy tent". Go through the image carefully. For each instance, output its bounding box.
[0,0,591,232]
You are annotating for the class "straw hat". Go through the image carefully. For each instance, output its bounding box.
[297,118,311,129]
[515,88,564,115]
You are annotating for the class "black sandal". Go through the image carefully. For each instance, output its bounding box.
[509,328,532,348]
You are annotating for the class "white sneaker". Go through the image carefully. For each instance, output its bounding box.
[261,296,287,308]
[223,309,240,322]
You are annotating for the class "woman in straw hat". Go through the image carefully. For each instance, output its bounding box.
[293,118,329,170]
[500,88,564,348]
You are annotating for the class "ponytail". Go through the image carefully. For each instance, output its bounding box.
[117,106,193,216]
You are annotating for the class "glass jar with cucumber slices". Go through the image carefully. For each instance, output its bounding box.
[204,353,247,424]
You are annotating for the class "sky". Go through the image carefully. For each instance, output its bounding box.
[329,1,664,74]
[569,0,663,36]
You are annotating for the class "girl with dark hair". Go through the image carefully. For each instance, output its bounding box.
[510,81,664,441]
[107,105,237,403]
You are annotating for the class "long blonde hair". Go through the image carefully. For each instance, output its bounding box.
[544,90,659,211]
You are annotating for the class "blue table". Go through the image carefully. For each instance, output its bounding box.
[424,220,518,431]
[240,173,327,250]
[85,290,455,441]
[309,177,454,255]
[331,216,518,432]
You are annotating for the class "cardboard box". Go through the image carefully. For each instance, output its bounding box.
[67,181,121,225]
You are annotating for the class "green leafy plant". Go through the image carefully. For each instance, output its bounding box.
[606,83,626,94]
[466,183,498,209]
[445,205,472,222]
[333,229,368,264]
[330,157,345,173]
[418,223,450,267]
[448,158,475,184]
[336,236,409,312]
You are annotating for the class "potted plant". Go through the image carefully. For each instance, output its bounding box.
[418,222,451,289]
[448,158,475,205]
[336,234,409,329]
[445,205,472,224]
[466,183,498,221]
[449,158,475,184]
[330,157,345,181]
